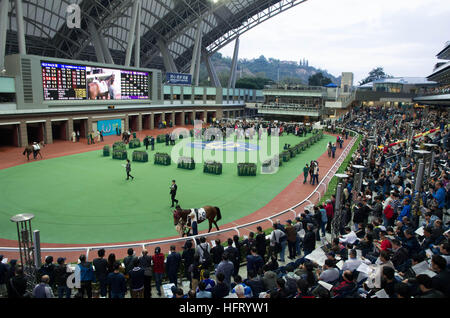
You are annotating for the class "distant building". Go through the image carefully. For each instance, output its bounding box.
[340,72,353,93]
[414,41,450,106]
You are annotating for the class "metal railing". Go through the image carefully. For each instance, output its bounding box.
[0,130,359,260]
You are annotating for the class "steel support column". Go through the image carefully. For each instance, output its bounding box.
[157,39,178,73]
[0,0,9,71]
[15,0,27,54]
[88,22,106,63]
[204,50,221,87]
[134,0,141,67]
[228,37,240,89]
[125,0,140,67]
[190,20,203,85]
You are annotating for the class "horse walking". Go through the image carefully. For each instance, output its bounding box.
[22,141,45,161]
[173,205,222,236]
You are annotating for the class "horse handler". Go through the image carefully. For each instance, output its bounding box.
[170,180,179,207]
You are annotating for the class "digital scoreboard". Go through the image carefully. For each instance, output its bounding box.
[42,63,87,100]
[41,61,150,101]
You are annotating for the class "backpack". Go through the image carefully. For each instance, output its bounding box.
[200,244,212,266]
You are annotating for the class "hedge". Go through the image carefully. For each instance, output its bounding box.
[103,145,110,156]
[177,156,195,170]
[132,150,148,162]
[203,161,222,175]
[156,134,166,143]
[113,141,126,151]
[238,163,257,176]
[129,138,141,149]
[112,149,127,160]
[154,152,171,165]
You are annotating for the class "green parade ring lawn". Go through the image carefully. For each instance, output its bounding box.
[0,132,335,244]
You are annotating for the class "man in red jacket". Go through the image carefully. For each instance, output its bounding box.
[325,200,334,234]
[153,247,165,297]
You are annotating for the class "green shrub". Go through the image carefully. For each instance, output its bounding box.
[154,152,171,165]
[103,145,110,156]
[156,134,166,143]
[112,149,127,160]
[113,141,126,151]
[281,151,291,162]
[129,138,141,149]
[177,156,195,170]
[132,150,148,162]
[203,161,222,175]
[237,163,257,176]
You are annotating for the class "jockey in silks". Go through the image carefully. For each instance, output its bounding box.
[32,142,40,159]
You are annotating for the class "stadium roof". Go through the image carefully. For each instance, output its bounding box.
[358,77,437,88]
[436,41,450,60]
[4,0,308,72]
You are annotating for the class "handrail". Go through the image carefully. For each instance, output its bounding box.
[0,130,359,257]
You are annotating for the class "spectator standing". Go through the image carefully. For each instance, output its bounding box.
[77,254,95,298]
[166,245,182,287]
[32,275,54,298]
[93,248,108,298]
[107,262,126,298]
[138,249,153,298]
[153,247,165,297]
[128,258,145,298]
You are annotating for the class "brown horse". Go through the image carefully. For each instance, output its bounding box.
[173,205,222,236]
[22,141,45,160]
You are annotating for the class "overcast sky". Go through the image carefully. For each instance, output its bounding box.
[218,0,450,84]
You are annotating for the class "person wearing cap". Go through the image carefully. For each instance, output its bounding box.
[38,256,56,292]
[170,180,179,207]
[54,257,71,298]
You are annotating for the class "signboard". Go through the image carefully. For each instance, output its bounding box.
[97,119,122,136]
[166,72,192,85]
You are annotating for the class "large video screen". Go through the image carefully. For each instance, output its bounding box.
[41,61,150,101]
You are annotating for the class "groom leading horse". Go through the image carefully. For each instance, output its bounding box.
[173,205,222,237]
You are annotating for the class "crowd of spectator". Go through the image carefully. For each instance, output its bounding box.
[0,105,448,299]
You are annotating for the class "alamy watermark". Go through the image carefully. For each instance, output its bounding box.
[66,4,81,29]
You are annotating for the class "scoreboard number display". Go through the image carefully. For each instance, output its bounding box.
[41,61,150,101]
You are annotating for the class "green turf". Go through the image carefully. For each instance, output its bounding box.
[0,132,334,244]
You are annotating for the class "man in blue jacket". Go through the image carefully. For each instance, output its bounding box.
[166,245,181,287]
[77,254,95,298]
[246,247,264,277]
[398,198,411,221]
[432,181,446,210]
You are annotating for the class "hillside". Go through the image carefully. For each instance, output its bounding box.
[198,52,341,87]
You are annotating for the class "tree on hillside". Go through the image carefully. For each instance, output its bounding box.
[235,77,274,89]
[359,67,393,85]
[308,72,332,86]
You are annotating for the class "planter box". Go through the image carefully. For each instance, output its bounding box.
[112,150,127,160]
[103,145,110,156]
[177,157,195,170]
[203,161,222,175]
[129,138,141,149]
[113,141,126,151]
[156,134,166,143]
[154,152,171,165]
[132,150,148,162]
[237,163,257,176]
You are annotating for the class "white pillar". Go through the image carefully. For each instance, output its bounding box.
[204,51,221,87]
[190,20,203,84]
[157,38,178,73]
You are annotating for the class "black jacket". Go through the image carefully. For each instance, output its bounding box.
[166,252,181,275]
[211,245,224,265]
[211,282,229,298]
[93,258,108,280]
[303,230,316,252]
